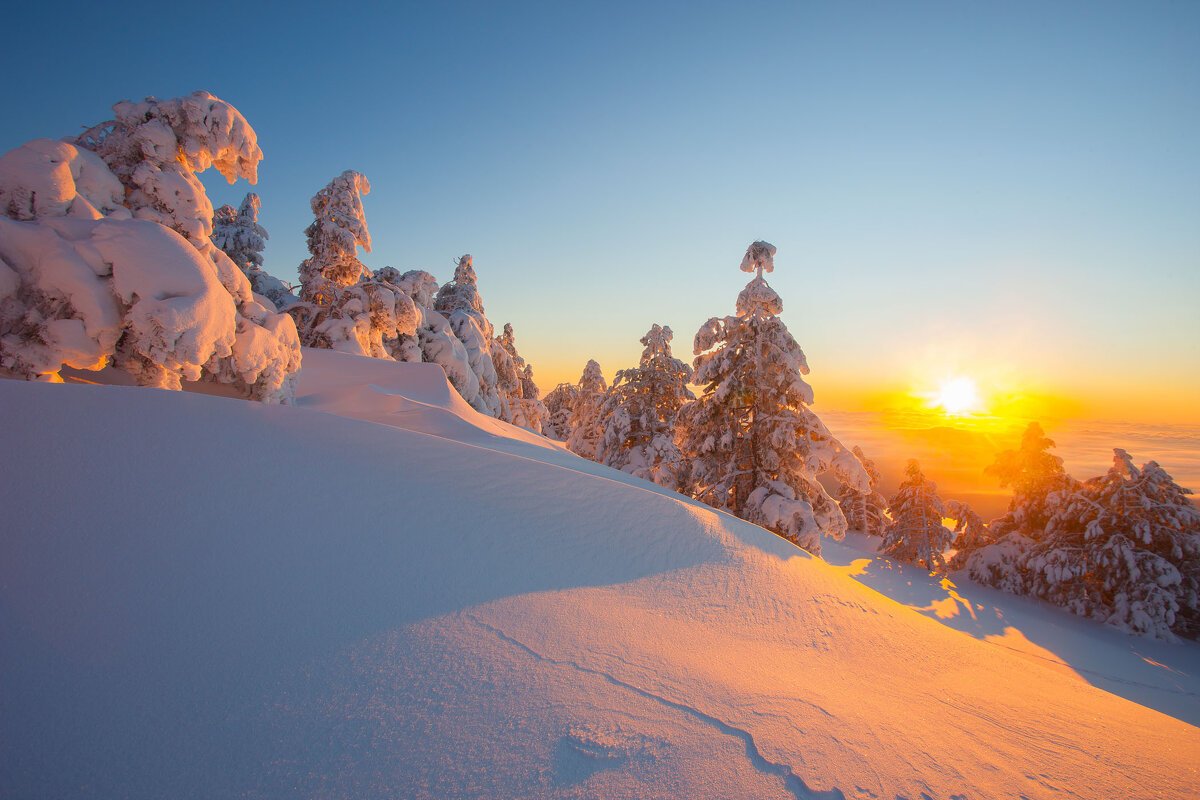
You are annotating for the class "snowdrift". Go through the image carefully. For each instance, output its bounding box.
[1,351,1196,799]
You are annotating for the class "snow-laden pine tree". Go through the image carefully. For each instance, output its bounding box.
[597,324,694,488]
[494,323,548,433]
[566,360,608,460]
[962,422,1079,591]
[0,92,299,401]
[985,422,1078,537]
[677,241,868,554]
[880,460,954,573]
[836,445,889,535]
[945,499,991,570]
[375,267,477,403]
[289,172,418,359]
[1018,450,1200,640]
[434,255,503,416]
[542,382,581,441]
[211,193,295,310]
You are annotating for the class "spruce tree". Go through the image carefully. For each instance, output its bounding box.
[881,460,954,573]
[677,241,867,554]
[434,255,502,416]
[1024,450,1200,640]
[543,382,581,441]
[945,499,991,570]
[836,445,889,535]
[211,192,295,310]
[986,422,1078,537]
[598,324,694,488]
[290,171,417,358]
[566,360,608,460]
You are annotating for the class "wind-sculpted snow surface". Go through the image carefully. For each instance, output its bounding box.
[1,353,1197,799]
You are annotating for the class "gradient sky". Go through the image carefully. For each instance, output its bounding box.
[3,0,1197,423]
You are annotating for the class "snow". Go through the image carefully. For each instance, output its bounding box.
[1,351,1197,799]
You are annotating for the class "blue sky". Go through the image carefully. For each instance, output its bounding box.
[2,1,1197,420]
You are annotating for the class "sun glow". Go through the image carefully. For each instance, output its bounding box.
[932,376,983,416]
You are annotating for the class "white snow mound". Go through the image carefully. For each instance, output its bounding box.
[0,352,1196,799]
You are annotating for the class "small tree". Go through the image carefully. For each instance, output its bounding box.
[290,172,417,359]
[598,324,694,488]
[836,445,889,535]
[543,382,580,441]
[566,360,608,460]
[677,241,867,554]
[986,422,1078,537]
[494,323,548,433]
[945,499,991,570]
[211,193,295,310]
[1023,450,1200,640]
[434,255,502,416]
[881,460,954,573]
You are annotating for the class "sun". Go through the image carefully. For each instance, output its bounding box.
[934,376,983,416]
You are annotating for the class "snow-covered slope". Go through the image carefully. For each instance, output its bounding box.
[1,351,1196,799]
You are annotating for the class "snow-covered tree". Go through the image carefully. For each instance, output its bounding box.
[986,422,1078,537]
[566,360,608,460]
[434,255,502,416]
[837,445,889,535]
[289,172,418,359]
[0,93,300,402]
[543,382,580,441]
[677,241,868,554]
[880,460,954,573]
[597,324,694,488]
[945,496,993,573]
[945,499,991,570]
[1019,450,1200,640]
[211,193,295,310]
[494,322,548,433]
[377,266,483,405]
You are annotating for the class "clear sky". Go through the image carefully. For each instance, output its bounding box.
[3,0,1197,423]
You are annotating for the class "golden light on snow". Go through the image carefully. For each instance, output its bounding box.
[931,376,983,416]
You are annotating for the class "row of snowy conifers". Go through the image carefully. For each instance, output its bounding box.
[214,176,547,427]
[843,426,1198,642]
[539,247,1198,640]
[2,93,1195,642]
[0,90,547,426]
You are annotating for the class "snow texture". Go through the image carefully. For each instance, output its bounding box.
[1,354,1196,799]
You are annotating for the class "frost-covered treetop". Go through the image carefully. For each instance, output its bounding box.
[108,91,262,184]
[454,254,477,285]
[640,323,673,356]
[579,359,607,394]
[76,91,264,245]
[309,170,372,252]
[739,240,776,276]
[211,192,268,270]
[735,275,784,317]
[301,170,372,287]
[434,253,486,318]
